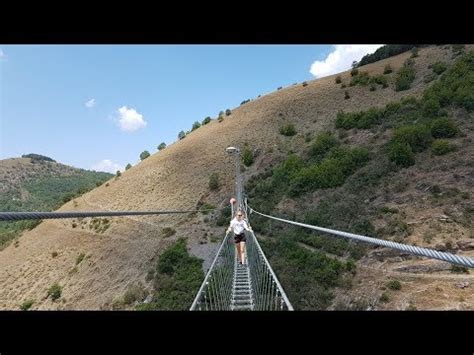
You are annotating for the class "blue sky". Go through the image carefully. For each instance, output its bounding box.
[0,45,381,173]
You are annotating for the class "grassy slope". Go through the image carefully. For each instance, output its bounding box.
[0,157,112,248]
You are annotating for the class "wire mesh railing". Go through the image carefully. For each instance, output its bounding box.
[190,232,235,310]
[190,229,293,311]
[246,231,293,310]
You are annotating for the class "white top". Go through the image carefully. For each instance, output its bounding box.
[228,217,251,235]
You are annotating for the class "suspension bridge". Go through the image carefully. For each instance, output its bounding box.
[1,146,473,311]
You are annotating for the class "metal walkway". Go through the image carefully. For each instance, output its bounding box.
[231,255,254,311]
[189,229,294,311]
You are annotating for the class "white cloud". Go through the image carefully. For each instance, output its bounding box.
[310,45,384,78]
[116,106,147,132]
[91,159,124,174]
[85,98,96,108]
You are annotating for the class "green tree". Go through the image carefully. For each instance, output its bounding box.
[140,151,150,161]
[202,116,211,125]
[383,64,393,74]
[178,131,186,140]
[192,121,201,131]
[125,163,132,170]
[242,147,254,167]
[388,143,415,167]
[279,123,297,136]
[158,142,166,151]
[209,173,220,191]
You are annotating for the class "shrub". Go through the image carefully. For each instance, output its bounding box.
[345,259,356,273]
[225,109,231,116]
[76,253,85,265]
[192,121,201,131]
[392,125,432,152]
[277,86,282,90]
[178,131,186,140]
[272,155,305,186]
[242,147,254,167]
[350,71,370,86]
[47,283,62,301]
[410,47,419,58]
[302,82,308,87]
[89,218,110,234]
[140,151,150,161]
[351,68,359,76]
[379,292,390,303]
[218,111,225,118]
[430,118,458,138]
[125,163,132,170]
[395,59,416,91]
[388,142,415,167]
[20,299,34,311]
[162,227,176,238]
[279,123,297,136]
[370,74,388,87]
[138,239,204,310]
[387,280,402,290]
[335,108,381,130]
[289,147,369,196]
[451,44,465,56]
[335,75,342,84]
[202,116,211,125]
[422,97,440,117]
[215,207,231,227]
[383,64,393,74]
[199,202,216,214]
[432,139,456,155]
[341,84,346,89]
[116,170,121,178]
[309,132,339,160]
[209,173,220,191]
[123,285,146,305]
[370,84,376,91]
[52,251,58,258]
[157,142,166,151]
[432,61,447,75]
[450,265,469,274]
[258,234,345,310]
[344,91,350,100]
[105,183,109,187]
[218,116,224,122]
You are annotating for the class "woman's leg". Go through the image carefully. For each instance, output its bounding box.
[240,241,246,264]
[235,242,242,263]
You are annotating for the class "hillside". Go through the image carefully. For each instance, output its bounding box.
[0,156,112,249]
[0,45,472,310]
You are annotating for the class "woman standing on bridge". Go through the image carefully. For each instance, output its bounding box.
[227,210,252,265]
